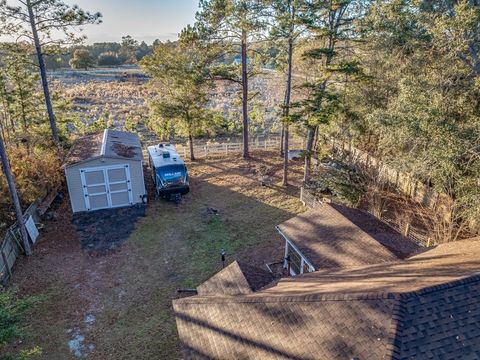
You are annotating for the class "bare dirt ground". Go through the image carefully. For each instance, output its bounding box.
[7,150,305,360]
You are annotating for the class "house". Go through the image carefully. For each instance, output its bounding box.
[277,203,421,275]
[173,238,480,360]
[64,129,146,213]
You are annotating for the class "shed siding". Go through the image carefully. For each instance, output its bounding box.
[66,157,146,213]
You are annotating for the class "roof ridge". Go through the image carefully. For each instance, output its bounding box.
[176,273,480,306]
[404,272,480,298]
[174,291,397,304]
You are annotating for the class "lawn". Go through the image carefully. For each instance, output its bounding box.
[4,151,305,360]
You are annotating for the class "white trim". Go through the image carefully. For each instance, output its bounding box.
[100,129,108,156]
[84,182,107,187]
[123,164,133,205]
[276,226,316,273]
[140,160,147,200]
[108,180,128,186]
[80,164,132,172]
[79,169,91,210]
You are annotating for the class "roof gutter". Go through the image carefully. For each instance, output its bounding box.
[275,225,316,271]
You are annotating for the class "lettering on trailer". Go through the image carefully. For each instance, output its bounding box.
[164,172,182,178]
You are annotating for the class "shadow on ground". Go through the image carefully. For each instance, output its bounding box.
[72,205,147,252]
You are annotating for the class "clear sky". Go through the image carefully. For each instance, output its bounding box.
[66,0,199,44]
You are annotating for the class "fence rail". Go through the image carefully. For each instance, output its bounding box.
[0,201,41,286]
[328,138,450,211]
[143,137,305,160]
[300,186,431,246]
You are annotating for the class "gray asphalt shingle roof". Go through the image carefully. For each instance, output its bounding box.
[174,239,480,360]
[277,203,421,269]
[64,129,142,166]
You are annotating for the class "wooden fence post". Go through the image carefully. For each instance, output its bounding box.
[426,237,432,247]
[204,145,208,159]
[404,222,411,237]
[225,144,228,155]
[1,247,11,279]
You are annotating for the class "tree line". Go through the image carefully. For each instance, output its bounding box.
[0,0,479,245]
[143,0,480,239]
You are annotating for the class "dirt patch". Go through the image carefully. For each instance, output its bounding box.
[72,205,146,252]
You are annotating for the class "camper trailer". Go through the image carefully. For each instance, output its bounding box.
[147,143,189,200]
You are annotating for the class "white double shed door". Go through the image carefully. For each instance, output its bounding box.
[80,164,133,211]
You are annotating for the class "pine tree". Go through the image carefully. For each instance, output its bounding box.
[196,0,268,159]
[0,0,101,144]
[69,48,96,70]
[269,0,308,186]
[299,0,361,183]
[141,29,219,161]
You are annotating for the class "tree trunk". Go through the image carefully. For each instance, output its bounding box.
[282,3,294,187]
[283,124,289,186]
[241,31,249,159]
[313,125,319,151]
[189,134,195,161]
[280,125,284,156]
[0,135,32,256]
[27,0,59,145]
[303,125,316,184]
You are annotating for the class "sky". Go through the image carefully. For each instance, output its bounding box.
[62,0,199,44]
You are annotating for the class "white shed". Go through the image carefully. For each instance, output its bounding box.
[64,129,147,213]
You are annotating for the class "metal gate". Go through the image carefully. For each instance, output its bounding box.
[80,164,133,211]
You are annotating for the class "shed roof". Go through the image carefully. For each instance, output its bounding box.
[65,129,142,167]
[173,238,480,360]
[277,203,421,269]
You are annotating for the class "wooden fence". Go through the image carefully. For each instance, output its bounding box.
[300,186,431,246]
[328,139,450,211]
[0,202,41,286]
[143,137,305,160]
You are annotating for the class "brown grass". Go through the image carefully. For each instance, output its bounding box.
[7,150,305,360]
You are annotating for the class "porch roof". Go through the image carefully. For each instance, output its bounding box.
[277,203,421,269]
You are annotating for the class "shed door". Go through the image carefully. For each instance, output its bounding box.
[80,165,133,211]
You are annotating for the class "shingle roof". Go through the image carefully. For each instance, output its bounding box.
[64,129,142,166]
[277,203,420,269]
[64,132,103,166]
[173,239,480,360]
[197,261,274,296]
[264,239,480,296]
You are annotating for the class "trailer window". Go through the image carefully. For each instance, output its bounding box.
[157,165,185,180]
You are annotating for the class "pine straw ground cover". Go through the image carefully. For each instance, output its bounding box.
[4,150,305,360]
